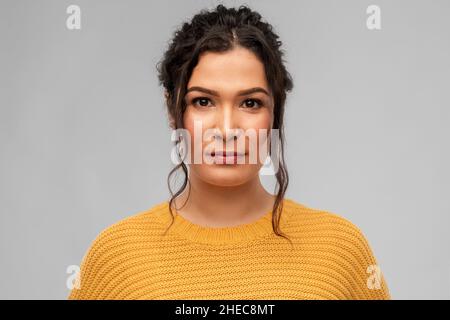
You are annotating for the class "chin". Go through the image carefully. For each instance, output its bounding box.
[193,166,258,187]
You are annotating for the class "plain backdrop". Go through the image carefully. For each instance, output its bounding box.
[1,0,449,299]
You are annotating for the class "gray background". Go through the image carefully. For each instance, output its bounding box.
[1,0,449,299]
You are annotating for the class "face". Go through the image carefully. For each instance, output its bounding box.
[177,46,274,187]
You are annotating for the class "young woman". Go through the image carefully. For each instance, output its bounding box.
[68,4,390,300]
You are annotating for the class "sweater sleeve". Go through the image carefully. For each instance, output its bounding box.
[344,221,391,300]
[67,228,112,300]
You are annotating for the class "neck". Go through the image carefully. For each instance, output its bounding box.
[173,173,276,227]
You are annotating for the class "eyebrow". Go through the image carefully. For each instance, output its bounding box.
[186,86,270,97]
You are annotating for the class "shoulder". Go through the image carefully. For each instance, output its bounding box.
[283,198,391,299]
[68,201,169,299]
[283,198,372,247]
[83,201,170,258]
[283,197,377,261]
[94,201,168,241]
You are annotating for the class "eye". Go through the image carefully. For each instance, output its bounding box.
[242,98,263,109]
[191,97,213,108]
[190,97,264,109]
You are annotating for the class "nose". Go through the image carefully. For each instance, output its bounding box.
[215,104,240,143]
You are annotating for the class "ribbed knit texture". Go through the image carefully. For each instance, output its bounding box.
[68,198,390,300]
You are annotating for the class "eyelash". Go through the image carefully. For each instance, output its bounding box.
[190,97,264,109]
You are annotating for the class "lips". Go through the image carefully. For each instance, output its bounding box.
[211,151,246,157]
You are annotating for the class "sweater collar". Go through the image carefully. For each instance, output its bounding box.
[159,198,293,245]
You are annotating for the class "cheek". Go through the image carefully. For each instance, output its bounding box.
[249,113,272,131]
[245,112,273,145]
[184,104,219,126]
[183,108,215,159]
[183,112,194,141]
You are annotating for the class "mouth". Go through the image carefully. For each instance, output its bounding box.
[206,150,247,164]
[211,151,246,157]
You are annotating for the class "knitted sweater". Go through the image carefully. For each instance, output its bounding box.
[68,198,390,300]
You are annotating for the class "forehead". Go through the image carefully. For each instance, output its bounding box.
[187,46,269,93]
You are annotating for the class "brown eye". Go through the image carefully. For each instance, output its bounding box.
[192,97,212,108]
[242,99,263,109]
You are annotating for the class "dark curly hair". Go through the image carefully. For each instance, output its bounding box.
[156,4,294,244]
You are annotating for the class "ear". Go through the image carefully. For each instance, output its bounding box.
[168,113,176,130]
[164,90,174,129]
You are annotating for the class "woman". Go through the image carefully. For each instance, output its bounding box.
[68,4,390,300]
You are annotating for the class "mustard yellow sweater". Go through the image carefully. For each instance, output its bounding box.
[68,198,390,300]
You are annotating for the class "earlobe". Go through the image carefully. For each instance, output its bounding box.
[165,90,176,129]
[164,90,172,109]
[168,115,175,130]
